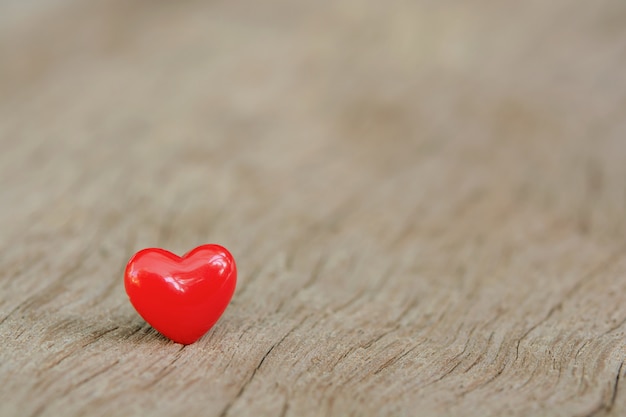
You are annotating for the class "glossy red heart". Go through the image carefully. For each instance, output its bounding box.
[124,244,237,345]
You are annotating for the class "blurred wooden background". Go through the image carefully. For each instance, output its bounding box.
[1,0,626,416]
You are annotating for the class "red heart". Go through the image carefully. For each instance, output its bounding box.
[124,244,237,345]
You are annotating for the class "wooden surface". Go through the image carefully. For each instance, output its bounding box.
[2,0,626,416]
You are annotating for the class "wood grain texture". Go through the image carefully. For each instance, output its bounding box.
[1,0,626,416]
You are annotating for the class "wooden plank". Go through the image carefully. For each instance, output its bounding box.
[1,0,626,415]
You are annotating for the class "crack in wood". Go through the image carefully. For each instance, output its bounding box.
[218,315,309,417]
[583,360,624,417]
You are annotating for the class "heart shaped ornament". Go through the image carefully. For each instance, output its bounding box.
[124,244,237,344]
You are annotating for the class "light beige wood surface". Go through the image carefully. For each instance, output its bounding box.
[2,0,626,416]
